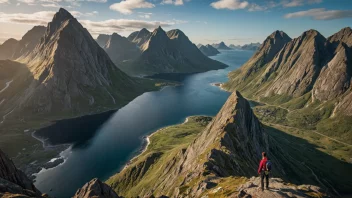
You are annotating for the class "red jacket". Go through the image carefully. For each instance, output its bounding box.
[258,157,268,174]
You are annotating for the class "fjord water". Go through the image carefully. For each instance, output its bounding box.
[34,50,254,197]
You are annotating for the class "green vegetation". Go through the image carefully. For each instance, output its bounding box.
[107,116,214,197]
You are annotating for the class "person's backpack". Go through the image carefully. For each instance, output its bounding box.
[266,160,272,172]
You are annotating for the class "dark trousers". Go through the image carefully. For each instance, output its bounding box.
[261,172,269,190]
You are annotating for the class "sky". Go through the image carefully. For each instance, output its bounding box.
[0,0,351,45]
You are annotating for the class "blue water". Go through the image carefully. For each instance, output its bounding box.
[34,49,254,198]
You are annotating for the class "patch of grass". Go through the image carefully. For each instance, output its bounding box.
[253,105,288,124]
[281,92,312,110]
[287,101,335,130]
[317,116,352,145]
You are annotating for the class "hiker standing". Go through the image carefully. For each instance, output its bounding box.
[258,152,271,191]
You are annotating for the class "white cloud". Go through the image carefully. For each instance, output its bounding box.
[138,12,153,19]
[281,0,322,8]
[0,0,9,3]
[161,0,184,6]
[211,0,249,10]
[0,10,185,38]
[285,8,352,20]
[210,0,265,11]
[17,0,107,7]
[41,3,61,7]
[109,0,155,15]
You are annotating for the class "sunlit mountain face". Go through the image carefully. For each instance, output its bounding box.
[0,1,351,198]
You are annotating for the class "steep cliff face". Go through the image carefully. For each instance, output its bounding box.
[0,149,45,197]
[108,92,279,197]
[263,30,328,97]
[312,42,352,101]
[100,33,140,64]
[0,26,45,60]
[121,27,227,76]
[0,8,154,118]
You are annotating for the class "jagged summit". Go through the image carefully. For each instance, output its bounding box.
[328,26,352,47]
[54,8,75,22]
[213,41,231,50]
[151,26,167,37]
[128,28,152,47]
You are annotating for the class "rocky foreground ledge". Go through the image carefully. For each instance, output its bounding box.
[235,177,328,198]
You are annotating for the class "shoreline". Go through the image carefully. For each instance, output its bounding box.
[21,82,179,179]
[120,117,191,172]
[210,82,229,92]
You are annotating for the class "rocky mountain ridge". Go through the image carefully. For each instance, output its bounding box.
[212,41,232,50]
[0,8,155,119]
[198,44,220,56]
[118,26,227,76]
[224,27,352,115]
[0,26,46,60]
[97,33,140,65]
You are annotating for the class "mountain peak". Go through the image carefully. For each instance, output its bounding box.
[270,30,289,40]
[54,8,74,22]
[151,26,167,37]
[140,28,150,34]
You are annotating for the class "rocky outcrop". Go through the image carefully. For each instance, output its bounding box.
[73,178,121,198]
[122,27,227,76]
[99,33,140,64]
[212,41,231,50]
[0,26,45,61]
[199,44,220,56]
[236,177,329,198]
[96,34,110,47]
[0,149,46,197]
